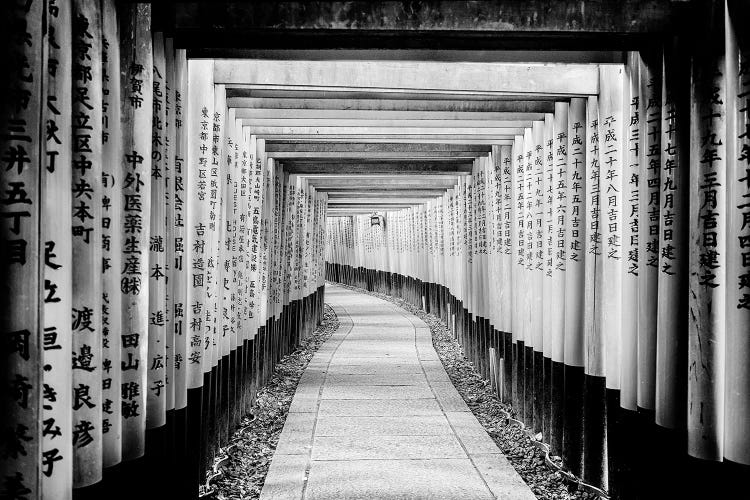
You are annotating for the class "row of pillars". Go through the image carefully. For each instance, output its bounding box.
[325,3,749,497]
[0,1,328,498]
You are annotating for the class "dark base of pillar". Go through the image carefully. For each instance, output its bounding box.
[562,364,584,477]
[582,373,606,489]
[549,360,565,456]
[542,355,552,443]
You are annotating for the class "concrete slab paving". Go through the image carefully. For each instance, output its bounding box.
[314,415,453,436]
[259,284,536,500]
[322,373,430,386]
[305,459,495,500]
[317,398,444,416]
[311,434,466,460]
[320,384,434,400]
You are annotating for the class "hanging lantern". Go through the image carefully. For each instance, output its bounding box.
[370,212,384,227]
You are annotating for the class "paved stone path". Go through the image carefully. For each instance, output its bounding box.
[260,284,536,500]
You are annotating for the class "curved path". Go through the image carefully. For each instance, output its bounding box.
[260,284,536,500]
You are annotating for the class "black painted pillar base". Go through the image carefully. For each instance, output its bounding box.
[549,360,565,456]
[523,345,534,426]
[502,332,513,405]
[532,350,544,434]
[562,364,583,477]
[582,373,607,489]
[542,355,552,443]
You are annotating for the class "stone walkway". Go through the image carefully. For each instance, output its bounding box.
[260,284,536,500]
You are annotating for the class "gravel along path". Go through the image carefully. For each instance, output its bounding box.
[333,284,601,500]
[210,305,340,500]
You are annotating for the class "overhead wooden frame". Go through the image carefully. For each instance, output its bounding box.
[281,162,473,175]
[227,97,558,113]
[215,60,600,95]
[170,1,674,53]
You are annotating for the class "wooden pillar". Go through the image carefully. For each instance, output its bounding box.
[581,95,605,487]
[447,189,456,334]
[101,0,122,471]
[205,83,225,457]
[477,158,489,377]
[162,36,186,494]
[41,1,73,496]
[637,50,662,414]
[499,146,514,403]
[599,65,626,396]
[117,3,153,467]
[71,0,103,487]
[611,50,645,498]
[147,29,167,434]
[621,53,642,414]
[233,117,247,425]
[186,57,213,488]
[0,0,44,487]
[724,0,750,472]
[542,113,555,443]
[522,128,535,424]
[317,192,328,314]
[511,134,525,414]
[464,175,473,358]
[633,46,664,494]
[246,133,263,400]
[531,121,545,433]
[550,102,569,455]
[163,36,176,429]
[259,140,273,383]
[656,38,689,433]
[562,100,587,476]
[298,177,308,339]
[216,106,235,444]
[171,47,188,430]
[235,126,249,412]
[688,0,727,463]
[0,0,43,492]
[119,2,153,464]
[487,150,500,335]
[599,64,626,492]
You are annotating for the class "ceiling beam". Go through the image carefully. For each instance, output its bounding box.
[301,173,461,180]
[190,49,625,64]
[325,189,447,197]
[235,118,534,129]
[263,136,514,145]
[328,197,439,204]
[272,151,481,159]
[327,203,421,209]
[173,2,672,53]
[215,60,599,95]
[283,163,471,175]
[174,2,672,32]
[227,88,567,101]
[308,180,458,190]
[226,97,557,113]
[233,108,546,121]
[266,142,491,153]
[262,136,515,145]
[245,126,526,136]
[308,177,457,185]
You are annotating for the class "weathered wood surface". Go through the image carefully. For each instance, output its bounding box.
[71,0,104,486]
[101,0,123,470]
[724,0,750,467]
[43,0,74,496]
[229,97,557,113]
[175,1,674,33]
[216,60,599,95]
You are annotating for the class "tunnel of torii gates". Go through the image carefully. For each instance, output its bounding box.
[0,0,750,499]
